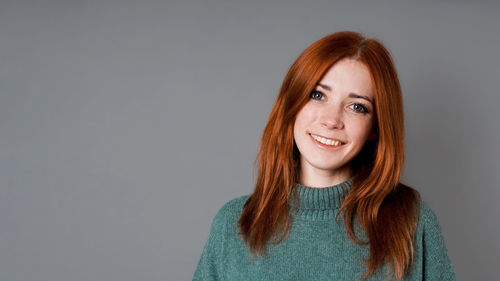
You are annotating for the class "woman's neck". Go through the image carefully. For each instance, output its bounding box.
[298,164,353,188]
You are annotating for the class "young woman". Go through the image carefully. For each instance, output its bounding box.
[193,31,457,281]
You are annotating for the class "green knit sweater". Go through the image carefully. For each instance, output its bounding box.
[193,179,457,280]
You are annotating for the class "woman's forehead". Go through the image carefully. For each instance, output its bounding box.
[318,59,374,99]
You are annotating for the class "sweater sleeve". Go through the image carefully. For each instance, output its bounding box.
[420,201,457,281]
[192,202,229,281]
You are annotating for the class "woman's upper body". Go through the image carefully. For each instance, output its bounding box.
[194,31,457,281]
[192,178,457,281]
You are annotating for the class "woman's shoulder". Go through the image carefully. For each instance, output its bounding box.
[416,199,447,234]
[418,199,438,218]
[395,183,442,227]
[217,194,251,216]
[210,194,251,228]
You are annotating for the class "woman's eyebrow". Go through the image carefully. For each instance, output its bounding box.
[316,83,373,104]
[348,93,373,104]
[317,83,332,91]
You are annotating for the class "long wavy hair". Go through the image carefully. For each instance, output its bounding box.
[237,31,421,281]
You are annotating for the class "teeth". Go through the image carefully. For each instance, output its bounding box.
[311,134,342,146]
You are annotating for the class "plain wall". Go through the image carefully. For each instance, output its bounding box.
[1,0,499,280]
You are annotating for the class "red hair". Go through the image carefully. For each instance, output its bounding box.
[238,31,421,281]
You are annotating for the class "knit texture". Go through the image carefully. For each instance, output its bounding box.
[193,179,457,280]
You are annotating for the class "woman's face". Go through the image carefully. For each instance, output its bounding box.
[293,58,377,182]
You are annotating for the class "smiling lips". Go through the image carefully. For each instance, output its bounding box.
[309,133,345,147]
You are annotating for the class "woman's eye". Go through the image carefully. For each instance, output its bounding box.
[350,103,369,113]
[310,91,324,100]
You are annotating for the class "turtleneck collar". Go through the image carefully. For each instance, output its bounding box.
[289,177,353,213]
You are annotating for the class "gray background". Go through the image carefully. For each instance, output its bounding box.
[1,0,498,280]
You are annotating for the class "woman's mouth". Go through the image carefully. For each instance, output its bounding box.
[309,133,346,149]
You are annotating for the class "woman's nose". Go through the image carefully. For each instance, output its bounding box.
[320,106,344,129]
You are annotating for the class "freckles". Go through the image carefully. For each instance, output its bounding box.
[305,111,317,121]
[347,119,372,134]
[298,106,316,123]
